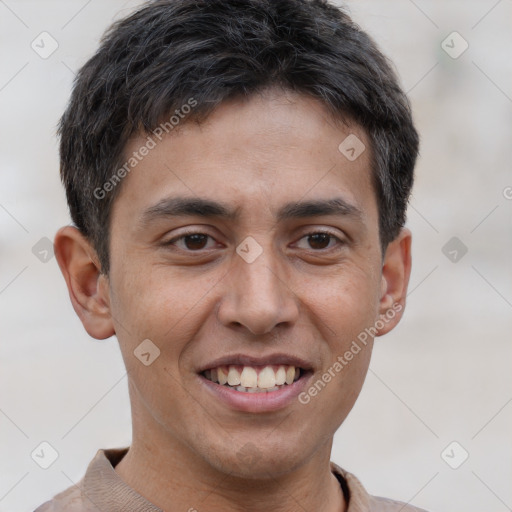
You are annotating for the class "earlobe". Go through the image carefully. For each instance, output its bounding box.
[375,228,412,337]
[54,225,115,340]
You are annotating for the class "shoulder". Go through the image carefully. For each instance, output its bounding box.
[33,484,89,512]
[33,447,130,512]
[330,461,431,512]
[368,495,430,511]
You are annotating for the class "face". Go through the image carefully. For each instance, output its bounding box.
[56,88,411,479]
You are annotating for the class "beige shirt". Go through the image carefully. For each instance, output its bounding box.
[34,448,428,511]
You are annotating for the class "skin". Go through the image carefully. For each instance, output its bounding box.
[54,88,412,512]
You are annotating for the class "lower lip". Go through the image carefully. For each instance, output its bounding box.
[199,373,312,413]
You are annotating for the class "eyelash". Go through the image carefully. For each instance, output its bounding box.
[163,229,344,252]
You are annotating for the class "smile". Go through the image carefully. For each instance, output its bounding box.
[197,354,313,412]
[202,364,302,393]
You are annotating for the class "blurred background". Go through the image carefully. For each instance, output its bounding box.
[1,1,511,510]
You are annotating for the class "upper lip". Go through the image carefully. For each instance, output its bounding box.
[197,353,313,373]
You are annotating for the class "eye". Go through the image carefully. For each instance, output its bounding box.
[164,232,218,251]
[295,231,344,251]
[163,229,344,253]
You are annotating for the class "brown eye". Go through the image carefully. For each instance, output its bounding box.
[307,233,332,250]
[164,232,217,251]
[182,234,209,250]
[295,231,342,251]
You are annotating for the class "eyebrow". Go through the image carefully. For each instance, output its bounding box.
[138,195,363,229]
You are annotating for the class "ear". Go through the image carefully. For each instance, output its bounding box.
[54,225,115,340]
[375,227,412,337]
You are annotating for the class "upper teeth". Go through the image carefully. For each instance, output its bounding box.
[205,365,300,390]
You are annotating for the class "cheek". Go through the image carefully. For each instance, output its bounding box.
[294,265,379,414]
[300,264,381,345]
[109,266,205,429]
[110,265,208,344]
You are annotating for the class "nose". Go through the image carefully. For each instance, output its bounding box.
[216,243,300,336]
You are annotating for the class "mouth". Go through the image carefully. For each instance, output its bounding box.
[201,364,304,393]
[197,356,313,413]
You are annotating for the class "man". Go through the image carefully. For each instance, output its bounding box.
[37,0,425,510]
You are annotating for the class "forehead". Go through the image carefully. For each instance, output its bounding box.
[111,90,377,231]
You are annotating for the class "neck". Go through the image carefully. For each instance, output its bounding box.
[115,408,345,512]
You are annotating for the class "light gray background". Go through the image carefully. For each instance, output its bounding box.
[1,1,511,511]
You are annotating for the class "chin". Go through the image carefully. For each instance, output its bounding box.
[206,440,306,480]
